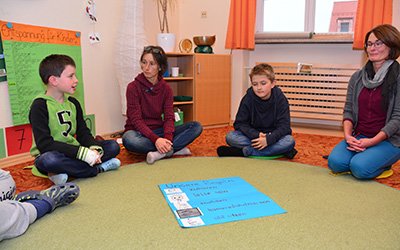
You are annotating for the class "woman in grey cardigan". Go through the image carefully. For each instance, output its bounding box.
[328,24,400,179]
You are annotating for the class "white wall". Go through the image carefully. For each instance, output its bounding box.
[143,0,231,55]
[177,0,231,54]
[0,0,126,135]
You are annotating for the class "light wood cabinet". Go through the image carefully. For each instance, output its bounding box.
[194,54,231,126]
[165,53,195,122]
[165,53,231,126]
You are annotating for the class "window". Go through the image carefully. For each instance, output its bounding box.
[262,0,306,32]
[256,0,358,42]
[338,19,352,32]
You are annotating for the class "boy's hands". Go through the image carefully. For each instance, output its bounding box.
[155,138,173,154]
[84,149,102,166]
[251,132,268,150]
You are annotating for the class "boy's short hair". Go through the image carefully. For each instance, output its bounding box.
[249,63,275,82]
[39,54,76,84]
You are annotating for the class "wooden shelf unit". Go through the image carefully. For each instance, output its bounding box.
[166,53,195,123]
[166,53,231,126]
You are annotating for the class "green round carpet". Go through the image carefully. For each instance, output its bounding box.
[2,157,399,249]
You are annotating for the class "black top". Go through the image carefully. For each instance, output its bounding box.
[233,87,292,145]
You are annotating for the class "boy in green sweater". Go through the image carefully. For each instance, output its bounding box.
[29,54,120,184]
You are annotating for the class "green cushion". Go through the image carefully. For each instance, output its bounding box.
[248,155,284,160]
[24,165,48,178]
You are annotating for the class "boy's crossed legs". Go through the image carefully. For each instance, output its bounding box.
[35,140,121,184]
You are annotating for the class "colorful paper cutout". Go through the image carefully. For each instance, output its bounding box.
[88,32,101,44]
[85,0,97,22]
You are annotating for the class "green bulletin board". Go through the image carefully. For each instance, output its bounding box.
[0,128,6,159]
[0,21,85,126]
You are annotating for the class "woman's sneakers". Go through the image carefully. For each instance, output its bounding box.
[99,158,121,172]
[14,182,80,211]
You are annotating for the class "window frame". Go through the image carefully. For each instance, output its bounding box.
[255,0,354,44]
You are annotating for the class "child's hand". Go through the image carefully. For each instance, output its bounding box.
[93,150,102,164]
[251,136,267,150]
[85,149,102,166]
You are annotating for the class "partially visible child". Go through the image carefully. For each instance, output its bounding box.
[217,63,297,158]
[29,54,121,185]
[0,169,79,241]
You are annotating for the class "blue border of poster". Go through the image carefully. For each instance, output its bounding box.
[159,176,286,228]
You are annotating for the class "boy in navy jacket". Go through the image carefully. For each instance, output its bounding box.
[217,63,297,158]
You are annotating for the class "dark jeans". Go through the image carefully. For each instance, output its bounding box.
[122,121,203,154]
[35,140,120,178]
[226,130,295,156]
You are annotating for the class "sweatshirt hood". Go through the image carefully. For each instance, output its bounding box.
[245,87,280,128]
[135,73,165,94]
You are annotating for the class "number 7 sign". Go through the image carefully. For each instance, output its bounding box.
[5,124,33,156]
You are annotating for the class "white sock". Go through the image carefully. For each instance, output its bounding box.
[173,147,192,156]
[146,151,166,164]
[49,173,68,185]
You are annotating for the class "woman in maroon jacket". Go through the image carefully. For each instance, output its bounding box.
[122,46,202,164]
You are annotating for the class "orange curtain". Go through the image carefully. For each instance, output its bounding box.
[353,0,392,50]
[225,0,257,50]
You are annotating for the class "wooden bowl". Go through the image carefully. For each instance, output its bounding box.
[193,36,216,46]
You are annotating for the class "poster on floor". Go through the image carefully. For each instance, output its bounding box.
[159,176,286,228]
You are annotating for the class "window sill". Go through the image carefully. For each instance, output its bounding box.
[255,32,353,44]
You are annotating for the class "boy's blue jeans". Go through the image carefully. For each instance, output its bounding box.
[122,121,202,154]
[225,130,295,157]
[328,135,400,179]
[35,140,120,178]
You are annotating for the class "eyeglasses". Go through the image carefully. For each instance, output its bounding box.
[365,40,385,48]
[144,46,162,54]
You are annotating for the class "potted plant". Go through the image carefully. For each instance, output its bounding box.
[156,0,176,52]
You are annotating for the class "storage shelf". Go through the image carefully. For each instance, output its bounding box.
[164,77,194,81]
[173,101,194,105]
[166,53,194,56]
[167,53,195,122]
